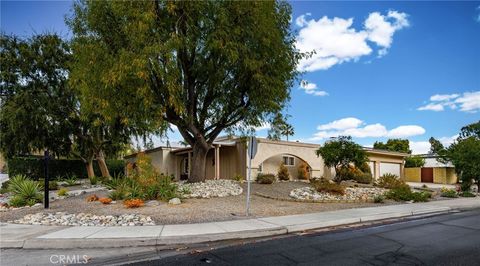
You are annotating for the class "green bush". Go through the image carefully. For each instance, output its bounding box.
[353,172,373,184]
[256,173,276,184]
[8,175,43,207]
[310,178,345,195]
[232,174,243,182]
[1,180,10,194]
[7,157,125,179]
[64,175,78,186]
[374,195,385,203]
[385,186,430,202]
[57,188,69,197]
[377,174,406,189]
[459,191,476,197]
[108,189,126,201]
[89,176,98,185]
[277,163,290,181]
[440,188,458,198]
[405,155,426,168]
[460,181,472,192]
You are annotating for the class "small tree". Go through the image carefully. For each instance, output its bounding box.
[277,163,290,181]
[316,136,368,183]
[405,155,425,168]
[297,162,309,180]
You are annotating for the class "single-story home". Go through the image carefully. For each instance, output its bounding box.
[404,154,458,184]
[124,137,408,181]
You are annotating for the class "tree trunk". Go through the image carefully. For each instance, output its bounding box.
[86,160,95,178]
[188,141,210,183]
[96,150,111,178]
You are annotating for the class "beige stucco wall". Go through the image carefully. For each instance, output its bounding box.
[433,167,458,184]
[125,148,178,178]
[404,168,421,182]
[249,139,324,180]
[366,152,405,179]
[260,154,310,180]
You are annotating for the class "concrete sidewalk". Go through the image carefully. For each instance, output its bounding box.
[1,198,479,250]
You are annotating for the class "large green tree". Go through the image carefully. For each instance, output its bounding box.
[0,34,137,178]
[448,121,480,191]
[316,136,368,182]
[373,139,411,154]
[68,0,300,182]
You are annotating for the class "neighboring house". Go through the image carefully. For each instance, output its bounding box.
[404,154,458,184]
[124,137,408,181]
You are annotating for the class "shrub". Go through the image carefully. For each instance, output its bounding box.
[108,190,126,201]
[374,195,385,203]
[297,162,309,180]
[405,156,425,168]
[460,181,472,192]
[459,191,476,197]
[440,187,458,198]
[89,176,98,185]
[86,194,98,202]
[353,172,373,184]
[310,178,345,195]
[232,174,243,182]
[57,188,69,197]
[64,175,78,186]
[98,197,112,204]
[8,175,43,207]
[385,186,430,202]
[277,163,290,181]
[256,173,276,184]
[124,198,144,208]
[377,174,406,189]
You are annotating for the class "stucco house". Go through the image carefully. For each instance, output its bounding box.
[404,154,458,184]
[125,137,408,181]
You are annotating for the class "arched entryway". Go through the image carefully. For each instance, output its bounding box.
[258,153,312,180]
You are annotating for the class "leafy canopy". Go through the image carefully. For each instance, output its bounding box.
[404,155,425,168]
[316,136,368,181]
[373,139,411,154]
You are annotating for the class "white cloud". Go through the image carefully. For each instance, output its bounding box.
[387,125,426,138]
[295,10,409,71]
[430,94,459,101]
[409,135,458,154]
[455,91,480,112]
[299,80,328,97]
[311,117,425,140]
[254,122,271,131]
[418,91,480,113]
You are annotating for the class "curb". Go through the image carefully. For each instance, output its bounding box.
[0,206,458,250]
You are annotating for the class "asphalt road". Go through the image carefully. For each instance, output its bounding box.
[130,209,480,266]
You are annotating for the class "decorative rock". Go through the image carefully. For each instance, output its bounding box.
[145,200,160,207]
[290,187,388,202]
[9,212,155,226]
[168,198,181,205]
[178,180,243,199]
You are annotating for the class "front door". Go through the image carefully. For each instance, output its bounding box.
[421,167,434,183]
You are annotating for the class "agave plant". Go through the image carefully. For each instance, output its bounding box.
[8,175,43,207]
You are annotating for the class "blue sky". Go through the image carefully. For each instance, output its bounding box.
[2,1,479,154]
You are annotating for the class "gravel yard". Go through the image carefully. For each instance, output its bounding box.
[0,181,401,225]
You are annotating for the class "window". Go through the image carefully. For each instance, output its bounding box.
[258,163,263,172]
[283,156,295,166]
[183,157,189,174]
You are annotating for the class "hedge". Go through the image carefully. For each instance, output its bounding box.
[7,157,125,180]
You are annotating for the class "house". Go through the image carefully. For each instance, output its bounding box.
[404,154,458,184]
[124,137,408,181]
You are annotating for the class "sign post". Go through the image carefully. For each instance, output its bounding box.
[43,150,50,209]
[246,136,257,216]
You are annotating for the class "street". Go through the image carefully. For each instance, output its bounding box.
[1,209,479,266]
[131,209,480,266]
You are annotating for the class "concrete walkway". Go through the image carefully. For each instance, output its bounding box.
[1,198,479,250]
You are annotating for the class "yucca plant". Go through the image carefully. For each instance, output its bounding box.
[64,175,78,186]
[8,175,43,207]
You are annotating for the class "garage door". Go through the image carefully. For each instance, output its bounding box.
[379,162,401,177]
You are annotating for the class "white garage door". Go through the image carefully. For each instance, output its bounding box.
[379,163,401,177]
